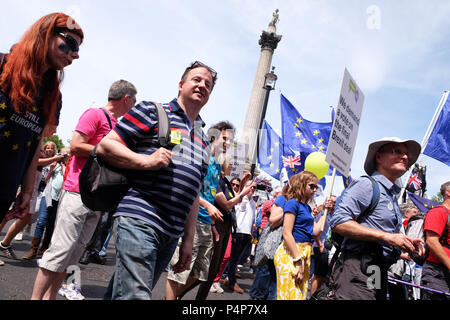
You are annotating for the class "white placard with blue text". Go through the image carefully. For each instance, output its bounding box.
[325,68,365,176]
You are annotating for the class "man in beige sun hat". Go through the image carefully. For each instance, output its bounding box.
[329,137,425,300]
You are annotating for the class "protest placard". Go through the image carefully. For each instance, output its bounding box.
[326,68,365,176]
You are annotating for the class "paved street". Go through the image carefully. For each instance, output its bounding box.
[0,219,254,301]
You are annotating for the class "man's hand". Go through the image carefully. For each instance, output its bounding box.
[384,233,416,254]
[212,225,220,242]
[206,203,223,222]
[146,148,173,171]
[411,238,425,256]
[172,240,193,274]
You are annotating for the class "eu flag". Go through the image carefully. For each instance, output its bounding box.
[281,94,333,156]
[342,171,354,188]
[423,93,450,167]
[280,94,336,180]
[258,121,283,180]
[258,121,306,180]
[407,191,440,213]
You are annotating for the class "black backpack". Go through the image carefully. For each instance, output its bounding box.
[79,102,172,212]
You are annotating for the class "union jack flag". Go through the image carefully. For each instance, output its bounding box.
[408,173,422,191]
[282,154,302,169]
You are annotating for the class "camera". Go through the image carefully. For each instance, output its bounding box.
[57,153,69,163]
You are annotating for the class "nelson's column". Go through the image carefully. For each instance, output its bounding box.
[241,9,282,173]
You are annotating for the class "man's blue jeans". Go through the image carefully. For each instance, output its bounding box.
[249,260,277,300]
[109,216,179,300]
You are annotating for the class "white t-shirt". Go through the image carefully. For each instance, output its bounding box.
[235,196,256,235]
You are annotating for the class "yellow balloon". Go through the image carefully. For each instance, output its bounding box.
[304,152,330,180]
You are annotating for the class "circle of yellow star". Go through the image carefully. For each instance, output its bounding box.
[0,102,7,110]
[12,144,19,151]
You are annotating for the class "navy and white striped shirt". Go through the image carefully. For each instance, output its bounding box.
[113,99,211,238]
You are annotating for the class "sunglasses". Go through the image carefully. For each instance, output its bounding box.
[380,147,410,158]
[309,184,319,191]
[57,32,79,54]
[231,183,240,188]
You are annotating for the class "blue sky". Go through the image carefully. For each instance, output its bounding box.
[2,0,450,200]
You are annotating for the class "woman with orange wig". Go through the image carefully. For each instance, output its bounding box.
[0,13,83,230]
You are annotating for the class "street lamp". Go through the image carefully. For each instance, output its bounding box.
[251,66,278,177]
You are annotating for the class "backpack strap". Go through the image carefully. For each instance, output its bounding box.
[100,103,171,147]
[359,175,381,219]
[100,108,113,130]
[326,176,380,280]
[151,102,171,148]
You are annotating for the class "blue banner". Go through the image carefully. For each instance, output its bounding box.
[423,93,450,167]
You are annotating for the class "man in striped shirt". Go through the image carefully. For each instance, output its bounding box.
[97,61,217,300]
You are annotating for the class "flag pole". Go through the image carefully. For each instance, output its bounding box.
[319,167,337,232]
[398,90,450,203]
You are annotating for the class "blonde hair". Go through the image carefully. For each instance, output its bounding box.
[217,153,233,170]
[43,141,57,157]
[284,171,318,203]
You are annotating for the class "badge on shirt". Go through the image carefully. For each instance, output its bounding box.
[211,188,216,197]
[170,129,181,145]
[229,191,234,198]
[388,201,394,211]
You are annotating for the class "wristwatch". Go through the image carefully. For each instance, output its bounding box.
[239,194,244,200]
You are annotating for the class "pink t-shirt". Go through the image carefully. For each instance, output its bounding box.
[63,108,116,193]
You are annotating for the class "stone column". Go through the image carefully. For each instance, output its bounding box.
[241,12,282,171]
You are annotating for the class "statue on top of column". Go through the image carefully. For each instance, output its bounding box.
[270,9,280,27]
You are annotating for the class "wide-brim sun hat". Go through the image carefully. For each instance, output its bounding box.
[364,137,421,176]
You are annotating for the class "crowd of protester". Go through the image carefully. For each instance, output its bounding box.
[1,13,449,301]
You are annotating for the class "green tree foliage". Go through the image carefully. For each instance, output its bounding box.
[43,135,65,151]
[431,192,444,203]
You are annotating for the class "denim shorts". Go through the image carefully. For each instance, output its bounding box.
[111,215,179,300]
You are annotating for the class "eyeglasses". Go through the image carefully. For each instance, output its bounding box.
[57,32,79,53]
[231,183,240,188]
[381,147,410,158]
[183,61,218,84]
[308,184,319,191]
